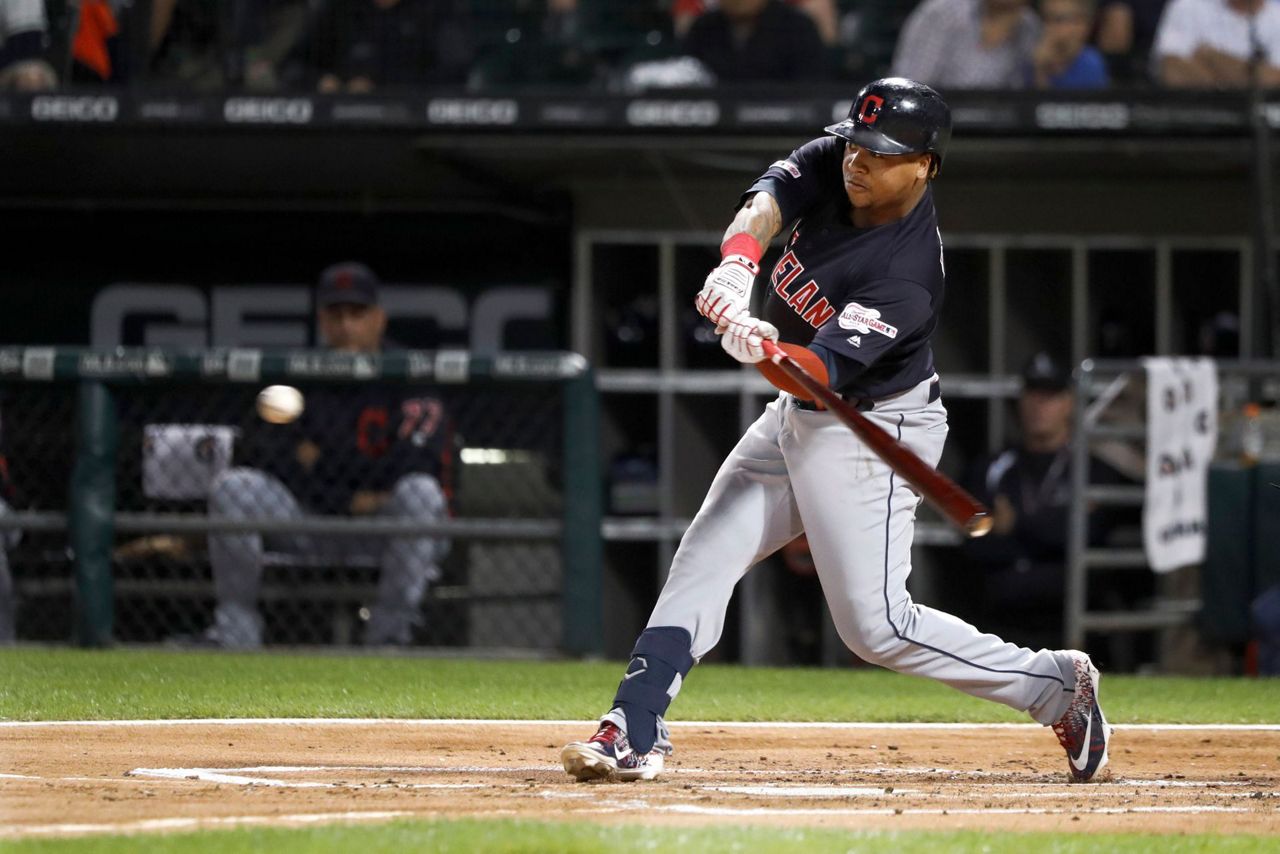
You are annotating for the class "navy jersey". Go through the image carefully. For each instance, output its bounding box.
[239,384,452,516]
[744,136,946,399]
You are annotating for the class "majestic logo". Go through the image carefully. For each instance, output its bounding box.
[771,159,802,179]
[846,335,862,348]
[857,94,885,125]
[770,251,835,329]
[838,303,898,338]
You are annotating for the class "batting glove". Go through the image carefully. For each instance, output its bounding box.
[720,311,778,364]
[696,255,758,328]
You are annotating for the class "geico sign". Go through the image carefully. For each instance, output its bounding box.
[90,284,552,355]
[31,96,118,122]
[1035,103,1129,130]
[223,98,313,124]
[426,99,518,125]
[625,100,719,127]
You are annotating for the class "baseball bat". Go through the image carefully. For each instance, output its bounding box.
[760,339,992,538]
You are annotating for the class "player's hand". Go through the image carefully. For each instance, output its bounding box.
[350,490,388,515]
[296,439,321,471]
[720,311,778,364]
[992,494,1016,536]
[696,255,758,327]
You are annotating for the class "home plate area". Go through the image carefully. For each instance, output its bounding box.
[2,721,1279,838]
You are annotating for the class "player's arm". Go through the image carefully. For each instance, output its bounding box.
[723,191,782,254]
[696,192,782,327]
[1157,52,1221,87]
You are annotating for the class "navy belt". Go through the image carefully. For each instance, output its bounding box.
[793,379,940,412]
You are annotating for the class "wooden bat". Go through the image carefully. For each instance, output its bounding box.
[760,339,992,538]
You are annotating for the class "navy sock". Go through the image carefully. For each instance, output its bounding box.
[612,626,694,754]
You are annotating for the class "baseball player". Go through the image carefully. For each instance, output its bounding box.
[562,78,1110,784]
[200,263,453,649]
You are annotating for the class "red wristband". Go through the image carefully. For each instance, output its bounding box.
[721,233,764,265]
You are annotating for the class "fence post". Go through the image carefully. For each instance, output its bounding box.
[69,381,117,647]
[561,367,603,656]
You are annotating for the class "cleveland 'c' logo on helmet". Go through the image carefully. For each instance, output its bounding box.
[857,95,884,125]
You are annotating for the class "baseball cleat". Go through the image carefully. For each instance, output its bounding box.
[561,721,666,782]
[1052,652,1111,783]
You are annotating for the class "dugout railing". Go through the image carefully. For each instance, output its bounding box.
[1066,358,1280,653]
[0,347,602,654]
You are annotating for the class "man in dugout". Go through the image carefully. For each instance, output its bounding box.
[961,352,1139,654]
[199,262,453,649]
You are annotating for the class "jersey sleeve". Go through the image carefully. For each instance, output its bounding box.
[740,137,839,226]
[808,279,934,384]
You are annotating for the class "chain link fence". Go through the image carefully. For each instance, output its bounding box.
[0,348,601,653]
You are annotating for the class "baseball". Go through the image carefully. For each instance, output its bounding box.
[256,385,304,424]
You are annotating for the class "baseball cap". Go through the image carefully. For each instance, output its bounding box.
[317,262,380,307]
[1021,352,1071,392]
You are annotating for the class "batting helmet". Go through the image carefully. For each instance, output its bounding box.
[825,78,952,175]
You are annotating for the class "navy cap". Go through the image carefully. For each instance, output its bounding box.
[1021,352,1071,392]
[317,262,380,307]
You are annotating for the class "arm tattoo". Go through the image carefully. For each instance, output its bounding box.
[723,192,781,249]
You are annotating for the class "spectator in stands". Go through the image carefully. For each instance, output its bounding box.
[961,352,1133,650]
[200,263,453,649]
[0,0,56,90]
[673,0,839,45]
[1029,0,1110,87]
[146,0,309,89]
[893,0,1040,89]
[681,0,828,83]
[283,0,474,92]
[1154,0,1280,88]
[1095,0,1168,83]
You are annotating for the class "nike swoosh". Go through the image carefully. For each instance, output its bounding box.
[614,746,633,760]
[1070,709,1093,772]
[622,656,648,680]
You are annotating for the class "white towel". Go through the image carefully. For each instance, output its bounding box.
[1142,358,1218,573]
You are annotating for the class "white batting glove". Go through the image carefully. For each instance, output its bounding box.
[720,311,778,364]
[696,255,758,327]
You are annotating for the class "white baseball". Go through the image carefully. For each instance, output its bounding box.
[256,385,305,424]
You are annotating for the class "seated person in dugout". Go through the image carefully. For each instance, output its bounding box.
[201,262,453,649]
[961,352,1139,652]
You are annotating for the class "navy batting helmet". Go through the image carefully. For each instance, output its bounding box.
[825,78,952,176]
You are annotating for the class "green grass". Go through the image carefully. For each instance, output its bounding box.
[3,820,1278,854]
[4,650,1277,851]
[1,647,1278,724]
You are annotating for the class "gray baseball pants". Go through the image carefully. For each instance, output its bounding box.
[644,379,1078,726]
[207,468,449,648]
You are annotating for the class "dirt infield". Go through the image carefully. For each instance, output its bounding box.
[2,720,1279,839]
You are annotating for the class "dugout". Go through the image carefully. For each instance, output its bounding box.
[2,86,1279,670]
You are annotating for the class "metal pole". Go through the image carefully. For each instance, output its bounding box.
[561,369,604,656]
[1065,361,1093,650]
[1249,22,1278,359]
[69,381,117,647]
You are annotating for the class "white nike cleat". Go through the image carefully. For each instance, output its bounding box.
[1052,652,1111,783]
[561,721,666,782]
